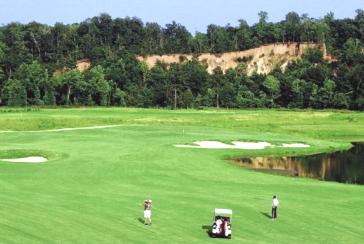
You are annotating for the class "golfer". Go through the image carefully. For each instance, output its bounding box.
[215,217,222,233]
[143,200,152,225]
[271,195,279,219]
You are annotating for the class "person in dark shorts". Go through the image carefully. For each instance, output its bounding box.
[272,195,279,219]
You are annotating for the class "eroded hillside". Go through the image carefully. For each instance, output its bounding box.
[137,42,331,75]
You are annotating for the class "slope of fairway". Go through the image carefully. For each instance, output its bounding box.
[0,108,363,243]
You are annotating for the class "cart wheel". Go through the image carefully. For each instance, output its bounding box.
[228,235,231,239]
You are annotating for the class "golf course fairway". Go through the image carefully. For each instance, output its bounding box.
[0,108,363,243]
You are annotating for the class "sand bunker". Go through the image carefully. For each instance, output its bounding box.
[281,143,310,148]
[1,156,47,163]
[175,141,272,149]
[175,141,310,149]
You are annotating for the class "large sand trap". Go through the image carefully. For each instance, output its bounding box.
[1,156,47,163]
[175,141,310,149]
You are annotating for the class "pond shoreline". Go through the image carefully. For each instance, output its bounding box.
[230,142,364,185]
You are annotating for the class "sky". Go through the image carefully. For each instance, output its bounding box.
[0,0,363,33]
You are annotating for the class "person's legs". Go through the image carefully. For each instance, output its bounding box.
[145,210,151,225]
[272,207,277,219]
[144,210,150,224]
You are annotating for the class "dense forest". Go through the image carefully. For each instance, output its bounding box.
[0,10,363,109]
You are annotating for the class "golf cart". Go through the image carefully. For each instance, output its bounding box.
[210,208,232,239]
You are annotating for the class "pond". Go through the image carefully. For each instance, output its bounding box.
[232,143,364,185]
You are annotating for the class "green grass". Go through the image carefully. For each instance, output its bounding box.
[0,108,363,243]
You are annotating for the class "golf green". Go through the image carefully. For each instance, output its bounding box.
[0,108,363,243]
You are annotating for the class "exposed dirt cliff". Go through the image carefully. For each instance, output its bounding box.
[137,42,331,75]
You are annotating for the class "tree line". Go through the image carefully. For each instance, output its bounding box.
[0,10,363,109]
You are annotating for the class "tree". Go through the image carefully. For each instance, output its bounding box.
[181,88,193,108]
[356,9,364,40]
[290,79,307,108]
[57,69,85,105]
[142,22,163,54]
[147,64,169,107]
[163,21,192,53]
[263,75,280,107]
[236,20,254,49]
[0,40,6,103]
[2,23,32,77]
[348,64,364,109]
[112,88,126,106]
[207,25,229,53]
[210,67,225,108]
[329,18,360,49]
[52,22,78,68]
[299,61,330,87]
[284,12,301,42]
[138,60,149,84]
[43,72,56,105]
[191,32,209,53]
[301,14,312,42]
[236,89,256,108]
[180,59,208,96]
[220,82,236,108]
[112,17,144,53]
[314,20,330,43]
[312,79,336,108]
[15,60,48,105]
[43,87,56,105]
[303,48,324,63]
[2,79,27,106]
[95,13,113,45]
[342,38,362,65]
[87,65,111,106]
[253,11,276,44]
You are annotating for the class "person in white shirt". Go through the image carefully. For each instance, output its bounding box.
[272,195,279,219]
[215,217,222,233]
[143,200,152,225]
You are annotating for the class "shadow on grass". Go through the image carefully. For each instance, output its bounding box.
[202,225,211,237]
[137,217,145,224]
[260,212,272,219]
[201,225,210,230]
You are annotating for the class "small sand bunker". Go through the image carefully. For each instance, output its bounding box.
[232,141,272,149]
[175,141,272,150]
[281,143,310,148]
[1,156,47,163]
[175,141,310,149]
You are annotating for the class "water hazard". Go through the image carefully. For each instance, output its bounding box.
[233,143,364,184]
